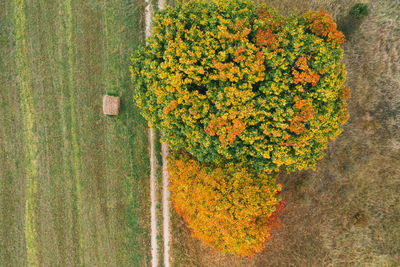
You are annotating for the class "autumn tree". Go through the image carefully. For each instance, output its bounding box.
[131,0,350,173]
[169,151,284,256]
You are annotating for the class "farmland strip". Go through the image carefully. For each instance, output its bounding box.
[14,0,39,265]
[0,1,27,265]
[64,0,85,265]
[103,0,152,264]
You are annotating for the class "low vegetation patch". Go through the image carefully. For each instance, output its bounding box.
[349,3,369,20]
[338,3,370,38]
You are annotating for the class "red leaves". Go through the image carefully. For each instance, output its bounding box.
[264,199,286,230]
[289,96,314,135]
[255,28,279,50]
[256,6,284,30]
[205,117,246,146]
[340,87,351,101]
[292,55,320,86]
[234,54,246,63]
[255,6,284,50]
[304,9,345,45]
[233,47,247,63]
[230,19,246,31]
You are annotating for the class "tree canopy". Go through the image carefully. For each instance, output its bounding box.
[169,151,284,256]
[131,0,349,173]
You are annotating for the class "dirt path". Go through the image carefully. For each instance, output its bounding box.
[144,1,158,266]
[161,141,170,267]
[149,128,158,267]
[146,0,169,266]
[157,0,170,265]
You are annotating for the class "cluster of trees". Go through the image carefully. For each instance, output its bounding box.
[131,0,349,256]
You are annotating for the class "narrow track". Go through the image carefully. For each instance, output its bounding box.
[161,138,170,267]
[144,0,158,266]
[156,0,171,262]
[146,0,169,266]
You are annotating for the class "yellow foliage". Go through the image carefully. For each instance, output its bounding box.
[169,152,283,257]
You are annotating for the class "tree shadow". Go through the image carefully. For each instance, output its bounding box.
[337,15,364,40]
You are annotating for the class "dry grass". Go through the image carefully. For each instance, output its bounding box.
[171,0,400,266]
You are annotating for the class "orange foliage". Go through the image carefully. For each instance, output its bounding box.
[131,0,352,258]
[340,87,351,101]
[254,7,284,50]
[205,116,246,146]
[292,55,320,86]
[255,28,279,50]
[289,96,314,135]
[303,9,345,45]
[169,152,283,257]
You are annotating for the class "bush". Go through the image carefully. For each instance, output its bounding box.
[168,151,284,257]
[131,1,350,173]
[349,3,369,20]
[338,3,369,39]
[106,89,119,97]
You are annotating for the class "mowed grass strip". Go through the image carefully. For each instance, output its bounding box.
[103,0,151,265]
[24,0,62,265]
[103,0,130,265]
[67,0,151,265]
[69,1,111,265]
[23,0,84,265]
[0,1,27,266]
[63,0,85,264]
[14,0,39,265]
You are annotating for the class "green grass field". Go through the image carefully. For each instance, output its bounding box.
[170,0,400,266]
[0,0,152,266]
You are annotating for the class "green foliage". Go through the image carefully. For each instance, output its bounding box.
[349,3,369,20]
[168,151,284,257]
[338,3,369,39]
[106,89,119,96]
[131,1,350,173]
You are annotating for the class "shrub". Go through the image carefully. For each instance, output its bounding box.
[106,89,119,97]
[168,151,284,257]
[338,3,369,39]
[131,1,350,173]
[349,3,369,20]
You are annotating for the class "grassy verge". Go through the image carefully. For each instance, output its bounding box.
[103,0,151,265]
[154,129,164,266]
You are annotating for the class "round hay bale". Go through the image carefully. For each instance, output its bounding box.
[103,95,120,115]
